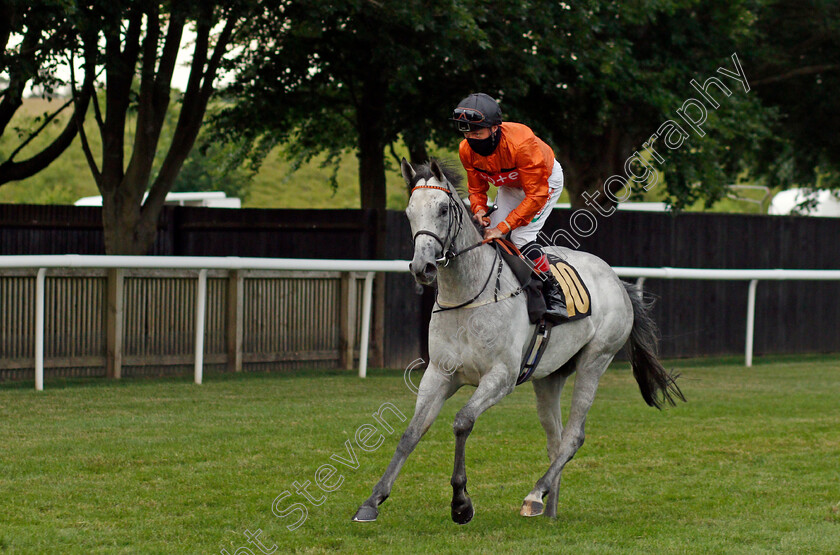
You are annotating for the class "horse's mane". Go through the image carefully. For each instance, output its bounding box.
[411,158,482,234]
[411,158,465,195]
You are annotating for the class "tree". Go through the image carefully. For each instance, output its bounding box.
[0,0,96,186]
[73,0,252,254]
[219,0,838,215]
[496,1,770,210]
[215,1,549,227]
[745,0,840,192]
[512,0,840,210]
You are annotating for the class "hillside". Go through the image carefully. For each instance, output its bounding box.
[1,97,774,213]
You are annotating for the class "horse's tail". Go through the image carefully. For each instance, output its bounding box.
[622,282,686,409]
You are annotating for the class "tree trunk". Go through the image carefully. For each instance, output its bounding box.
[101,186,158,255]
[356,74,388,366]
[357,75,388,226]
[562,126,638,210]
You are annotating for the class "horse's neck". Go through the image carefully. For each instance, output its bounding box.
[436,221,496,300]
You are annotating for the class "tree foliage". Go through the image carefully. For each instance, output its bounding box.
[219,0,839,213]
[746,0,840,192]
[0,0,95,185]
[72,0,252,254]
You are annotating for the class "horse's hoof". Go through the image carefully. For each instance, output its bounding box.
[520,499,544,517]
[451,498,474,525]
[351,505,379,522]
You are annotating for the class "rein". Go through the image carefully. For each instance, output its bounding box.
[410,183,522,312]
[433,243,525,312]
[410,184,489,265]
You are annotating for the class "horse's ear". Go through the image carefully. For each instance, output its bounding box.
[400,158,415,185]
[430,159,445,184]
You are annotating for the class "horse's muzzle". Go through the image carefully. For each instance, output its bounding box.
[410,260,437,285]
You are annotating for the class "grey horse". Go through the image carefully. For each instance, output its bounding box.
[352,159,683,524]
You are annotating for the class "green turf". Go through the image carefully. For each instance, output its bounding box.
[1,355,839,554]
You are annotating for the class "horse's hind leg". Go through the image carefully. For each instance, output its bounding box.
[352,368,458,522]
[521,349,615,517]
[531,370,569,518]
[451,368,515,524]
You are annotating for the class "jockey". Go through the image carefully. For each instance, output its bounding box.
[451,92,568,323]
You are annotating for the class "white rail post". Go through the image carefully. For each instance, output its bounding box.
[358,272,375,378]
[194,269,208,384]
[745,279,759,367]
[34,268,47,391]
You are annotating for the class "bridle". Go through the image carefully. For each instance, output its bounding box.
[410,184,487,266]
[410,182,521,313]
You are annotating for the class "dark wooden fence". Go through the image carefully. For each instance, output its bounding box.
[549,210,840,358]
[2,203,839,370]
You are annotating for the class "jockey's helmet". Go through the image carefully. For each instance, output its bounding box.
[451,93,503,132]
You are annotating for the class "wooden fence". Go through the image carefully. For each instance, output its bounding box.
[0,267,367,381]
[2,203,840,381]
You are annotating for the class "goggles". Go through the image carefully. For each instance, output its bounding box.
[453,107,486,123]
[452,108,491,132]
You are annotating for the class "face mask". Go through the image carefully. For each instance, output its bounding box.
[467,127,501,156]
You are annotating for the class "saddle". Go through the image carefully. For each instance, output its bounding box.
[492,239,592,323]
[491,239,592,385]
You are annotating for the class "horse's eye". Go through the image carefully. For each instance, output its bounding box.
[439,204,449,216]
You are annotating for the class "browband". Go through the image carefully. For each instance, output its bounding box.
[411,184,453,194]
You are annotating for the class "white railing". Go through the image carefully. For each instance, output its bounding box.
[617,268,840,367]
[1,256,407,390]
[2,255,840,390]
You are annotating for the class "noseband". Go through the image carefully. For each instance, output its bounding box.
[411,184,486,265]
[410,181,518,313]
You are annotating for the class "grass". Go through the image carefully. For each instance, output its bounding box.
[1,355,839,554]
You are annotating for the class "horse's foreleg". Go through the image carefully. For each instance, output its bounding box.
[352,368,456,522]
[521,352,614,517]
[451,369,515,524]
[531,370,569,518]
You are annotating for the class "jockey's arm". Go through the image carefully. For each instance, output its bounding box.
[494,146,551,235]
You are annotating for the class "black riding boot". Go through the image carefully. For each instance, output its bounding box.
[521,241,569,324]
[540,274,569,324]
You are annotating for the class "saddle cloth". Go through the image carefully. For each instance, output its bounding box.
[546,255,592,321]
[493,238,592,323]
[516,255,592,385]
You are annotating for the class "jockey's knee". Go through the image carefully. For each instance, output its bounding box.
[520,240,544,261]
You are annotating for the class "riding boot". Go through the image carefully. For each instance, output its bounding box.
[539,274,569,324]
[521,241,569,324]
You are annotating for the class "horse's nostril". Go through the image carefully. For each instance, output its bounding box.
[424,263,435,276]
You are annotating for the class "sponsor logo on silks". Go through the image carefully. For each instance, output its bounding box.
[476,168,520,187]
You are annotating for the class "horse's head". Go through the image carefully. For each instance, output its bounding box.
[403,158,466,286]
